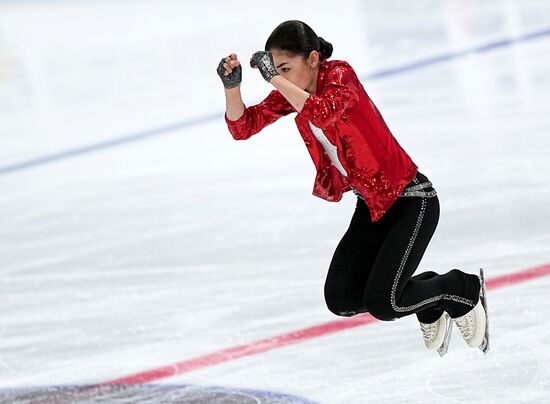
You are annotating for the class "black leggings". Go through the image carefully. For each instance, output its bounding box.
[324,171,481,323]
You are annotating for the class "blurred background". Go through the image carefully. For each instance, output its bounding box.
[1,1,550,402]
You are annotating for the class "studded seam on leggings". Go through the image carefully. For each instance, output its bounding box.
[390,177,477,313]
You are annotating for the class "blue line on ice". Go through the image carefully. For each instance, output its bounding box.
[1,27,549,177]
[362,27,550,80]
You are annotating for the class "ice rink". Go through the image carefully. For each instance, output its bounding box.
[1,0,550,402]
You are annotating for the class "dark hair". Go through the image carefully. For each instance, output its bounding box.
[264,20,333,61]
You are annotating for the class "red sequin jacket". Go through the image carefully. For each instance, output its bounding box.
[224,59,418,222]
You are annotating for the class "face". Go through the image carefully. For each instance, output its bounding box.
[269,49,321,93]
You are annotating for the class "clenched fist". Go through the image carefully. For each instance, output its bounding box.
[216,53,242,89]
[249,51,279,83]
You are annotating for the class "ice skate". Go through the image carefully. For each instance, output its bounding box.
[451,268,489,353]
[419,312,453,357]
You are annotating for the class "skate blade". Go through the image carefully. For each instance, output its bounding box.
[478,267,490,354]
[437,313,453,357]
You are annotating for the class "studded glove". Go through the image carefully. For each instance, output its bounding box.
[250,51,279,83]
[216,55,242,89]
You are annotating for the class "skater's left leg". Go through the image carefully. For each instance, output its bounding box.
[405,270,479,323]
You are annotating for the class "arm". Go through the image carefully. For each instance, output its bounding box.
[250,52,360,130]
[218,52,293,140]
[217,53,246,121]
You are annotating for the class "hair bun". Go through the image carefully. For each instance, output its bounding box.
[318,36,333,60]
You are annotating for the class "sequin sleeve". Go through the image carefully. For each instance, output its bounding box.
[225,90,294,140]
[298,64,360,129]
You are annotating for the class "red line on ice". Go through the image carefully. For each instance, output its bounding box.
[104,263,550,385]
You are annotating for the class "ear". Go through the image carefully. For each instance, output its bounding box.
[308,50,320,68]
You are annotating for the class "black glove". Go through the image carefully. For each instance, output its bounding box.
[250,51,279,83]
[216,55,242,89]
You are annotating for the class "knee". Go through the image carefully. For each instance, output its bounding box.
[445,269,475,290]
[324,290,357,317]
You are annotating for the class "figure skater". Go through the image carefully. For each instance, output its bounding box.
[216,20,489,355]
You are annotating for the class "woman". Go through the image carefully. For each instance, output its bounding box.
[216,20,489,356]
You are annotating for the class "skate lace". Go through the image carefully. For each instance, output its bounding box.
[420,322,437,342]
[454,313,474,340]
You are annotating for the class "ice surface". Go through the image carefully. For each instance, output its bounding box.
[1,0,550,403]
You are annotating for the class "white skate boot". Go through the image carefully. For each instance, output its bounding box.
[451,268,489,354]
[419,312,453,357]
